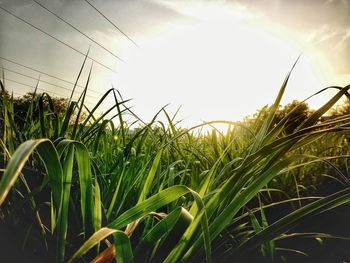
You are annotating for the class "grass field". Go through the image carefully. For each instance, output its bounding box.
[1,63,350,262]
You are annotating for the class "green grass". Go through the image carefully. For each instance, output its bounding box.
[1,63,350,262]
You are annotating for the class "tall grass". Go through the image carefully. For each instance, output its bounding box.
[1,63,350,262]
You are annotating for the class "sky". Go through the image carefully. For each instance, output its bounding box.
[0,0,349,127]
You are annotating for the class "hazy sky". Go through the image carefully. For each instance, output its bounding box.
[1,0,349,126]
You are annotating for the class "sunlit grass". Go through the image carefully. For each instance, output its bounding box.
[1,62,350,262]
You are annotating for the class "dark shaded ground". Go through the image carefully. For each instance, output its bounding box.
[238,181,350,263]
[0,221,48,263]
[276,204,350,263]
[1,180,350,263]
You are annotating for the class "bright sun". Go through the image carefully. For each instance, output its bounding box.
[117,3,325,128]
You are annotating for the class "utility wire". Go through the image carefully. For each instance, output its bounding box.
[0,5,121,73]
[5,77,92,104]
[83,0,139,48]
[10,91,23,97]
[7,87,105,117]
[2,66,100,99]
[32,0,125,62]
[0,56,102,95]
[4,78,97,107]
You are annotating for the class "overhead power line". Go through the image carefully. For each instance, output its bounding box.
[0,5,121,73]
[0,56,103,95]
[4,78,97,107]
[32,0,125,62]
[83,0,139,48]
[1,66,100,100]
[8,91,23,97]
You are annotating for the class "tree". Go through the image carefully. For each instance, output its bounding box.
[13,92,69,128]
[328,98,350,117]
[1,87,87,142]
[244,100,314,135]
[275,100,314,134]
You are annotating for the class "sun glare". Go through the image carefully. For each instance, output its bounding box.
[117,3,325,128]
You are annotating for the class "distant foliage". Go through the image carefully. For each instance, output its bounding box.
[16,92,69,115]
[275,100,314,134]
[328,98,350,117]
[13,92,69,126]
[245,100,314,134]
[0,89,85,134]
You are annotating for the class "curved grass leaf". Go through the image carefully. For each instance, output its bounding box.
[114,231,134,263]
[70,186,210,262]
[0,139,62,208]
[138,148,163,202]
[134,207,193,262]
[56,139,94,237]
[225,188,350,260]
[68,227,118,263]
